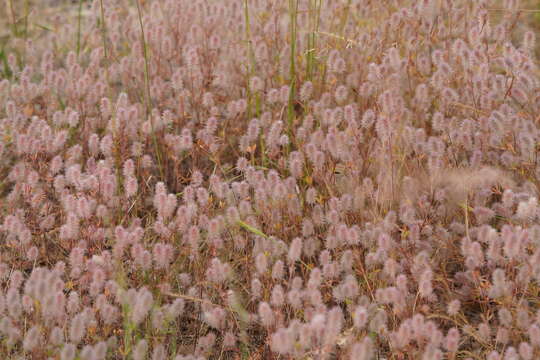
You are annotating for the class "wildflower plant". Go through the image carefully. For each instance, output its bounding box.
[1,0,540,358]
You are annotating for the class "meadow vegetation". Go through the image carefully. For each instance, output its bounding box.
[1,0,540,359]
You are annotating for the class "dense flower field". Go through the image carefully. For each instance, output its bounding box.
[1,0,540,359]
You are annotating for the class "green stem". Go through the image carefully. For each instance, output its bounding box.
[77,0,84,57]
[287,0,299,145]
[99,0,113,101]
[243,0,256,119]
[339,0,352,39]
[135,0,164,181]
[307,0,322,80]
[99,0,108,65]
[8,0,17,36]
[23,0,30,39]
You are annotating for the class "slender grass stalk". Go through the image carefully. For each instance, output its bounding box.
[99,0,127,200]
[76,0,84,57]
[306,0,322,81]
[114,261,135,359]
[23,0,29,40]
[463,198,470,240]
[287,0,299,142]
[243,0,256,118]
[99,0,112,100]
[135,0,164,181]
[121,304,135,359]
[244,0,267,167]
[99,0,108,64]
[7,0,17,36]
[339,0,352,39]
